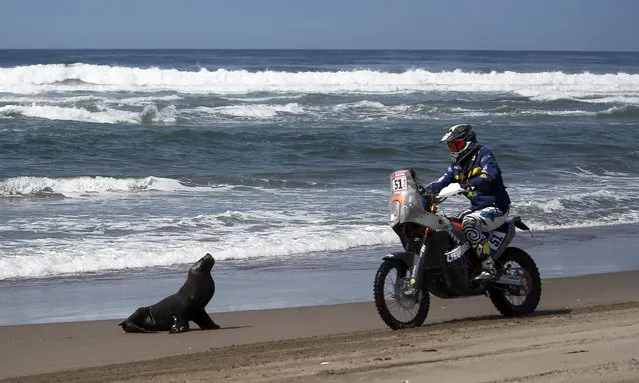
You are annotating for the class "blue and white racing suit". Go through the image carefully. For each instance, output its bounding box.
[425,146,511,254]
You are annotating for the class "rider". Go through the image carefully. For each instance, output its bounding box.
[422,124,511,280]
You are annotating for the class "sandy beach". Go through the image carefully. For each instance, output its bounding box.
[1,271,638,382]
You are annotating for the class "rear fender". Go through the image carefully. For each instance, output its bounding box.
[488,217,532,260]
[512,216,531,231]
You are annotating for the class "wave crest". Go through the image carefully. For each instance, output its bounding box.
[0,103,176,124]
[0,176,185,198]
[1,64,638,101]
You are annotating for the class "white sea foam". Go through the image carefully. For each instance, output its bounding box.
[576,96,639,104]
[507,174,639,231]
[329,101,414,121]
[516,109,595,116]
[1,171,638,280]
[194,103,305,118]
[0,104,176,124]
[526,211,639,231]
[0,94,182,105]
[0,104,137,123]
[1,183,638,280]
[335,100,386,110]
[2,64,639,103]
[0,101,611,125]
[0,218,397,280]
[3,196,638,280]
[0,95,101,103]
[116,95,183,104]
[223,94,306,102]
[0,176,187,198]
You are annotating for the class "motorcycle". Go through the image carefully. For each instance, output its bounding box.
[373,169,542,330]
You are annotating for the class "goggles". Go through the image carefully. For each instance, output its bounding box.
[447,139,466,153]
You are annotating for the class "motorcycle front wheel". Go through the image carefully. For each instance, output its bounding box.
[373,259,430,330]
[489,247,542,316]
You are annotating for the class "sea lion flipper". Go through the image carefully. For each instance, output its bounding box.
[191,309,220,330]
[119,307,156,333]
[169,314,190,334]
[119,319,155,333]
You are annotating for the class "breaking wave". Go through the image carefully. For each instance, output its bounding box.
[0,104,176,124]
[0,176,186,198]
[1,63,638,102]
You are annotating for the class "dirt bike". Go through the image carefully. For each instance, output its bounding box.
[373,169,542,330]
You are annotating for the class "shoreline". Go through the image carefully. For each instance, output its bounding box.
[1,270,639,381]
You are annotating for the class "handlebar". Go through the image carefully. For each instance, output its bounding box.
[418,182,467,206]
[406,169,467,205]
[437,183,466,199]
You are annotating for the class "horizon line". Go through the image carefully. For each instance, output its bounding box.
[1,48,638,53]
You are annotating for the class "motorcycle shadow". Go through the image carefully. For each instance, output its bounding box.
[425,308,572,327]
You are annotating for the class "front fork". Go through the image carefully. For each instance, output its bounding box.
[404,228,430,296]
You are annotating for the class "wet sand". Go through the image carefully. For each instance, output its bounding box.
[1,271,638,382]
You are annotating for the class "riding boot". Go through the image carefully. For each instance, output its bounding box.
[473,242,496,281]
[475,257,496,281]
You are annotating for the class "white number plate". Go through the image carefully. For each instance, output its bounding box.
[489,230,507,251]
[391,171,408,193]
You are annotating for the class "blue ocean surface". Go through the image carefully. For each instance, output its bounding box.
[1,50,638,325]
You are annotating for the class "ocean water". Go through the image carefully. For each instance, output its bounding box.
[1,50,638,325]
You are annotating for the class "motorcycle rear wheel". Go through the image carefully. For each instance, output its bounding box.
[489,247,542,316]
[373,259,430,330]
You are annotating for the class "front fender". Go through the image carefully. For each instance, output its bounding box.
[382,251,415,268]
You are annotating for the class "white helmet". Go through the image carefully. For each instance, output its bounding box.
[440,124,477,164]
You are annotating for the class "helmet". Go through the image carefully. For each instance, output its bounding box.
[440,124,477,164]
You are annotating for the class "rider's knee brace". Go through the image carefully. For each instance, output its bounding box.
[462,214,485,245]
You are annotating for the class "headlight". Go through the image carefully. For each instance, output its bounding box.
[388,200,400,226]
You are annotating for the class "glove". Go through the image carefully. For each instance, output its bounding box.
[460,181,473,193]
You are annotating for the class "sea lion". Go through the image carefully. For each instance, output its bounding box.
[119,253,220,333]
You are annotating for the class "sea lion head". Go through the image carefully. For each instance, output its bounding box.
[191,253,215,274]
